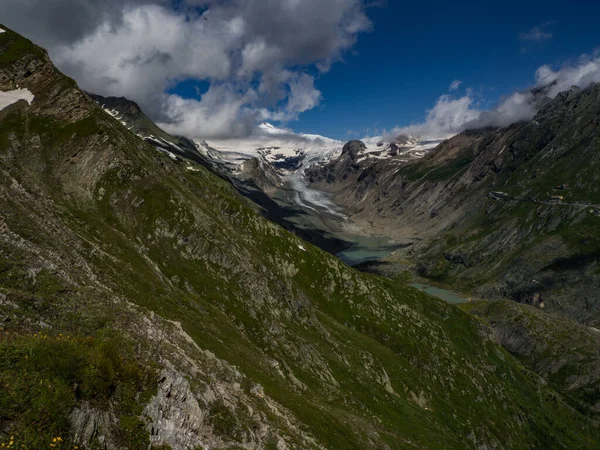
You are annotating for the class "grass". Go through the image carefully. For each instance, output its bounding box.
[29,115,100,145]
[0,27,46,66]
[0,330,156,449]
[0,28,599,448]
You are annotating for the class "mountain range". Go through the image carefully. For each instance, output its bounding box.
[1,24,600,450]
[306,85,600,327]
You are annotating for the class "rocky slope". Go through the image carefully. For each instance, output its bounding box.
[0,25,599,449]
[89,93,229,180]
[89,96,351,255]
[463,300,600,419]
[307,85,600,326]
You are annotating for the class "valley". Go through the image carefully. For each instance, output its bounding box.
[1,20,600,450]
[94,85,600,327]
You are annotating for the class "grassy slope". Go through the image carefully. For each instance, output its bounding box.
[463,300,600,420]
[0,26,598,449]
[379,95,600,325]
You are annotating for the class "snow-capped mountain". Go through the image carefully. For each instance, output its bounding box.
[202,123,442,179]
[90,93,444,218]
[201,123,445,217]
[202,123,343,176]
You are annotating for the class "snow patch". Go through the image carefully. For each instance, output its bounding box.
[297,244,307,252]
[0,89,34,111]
[0,28,5,34]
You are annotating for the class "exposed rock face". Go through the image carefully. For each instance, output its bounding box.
[1,25,599,450]
[238,157,282,194]
[469,300,600,417]
[308,84,600,326]
[306,140,365,185]
[70,403,119,449]
[342,140,366,159]
[145,365,207,449]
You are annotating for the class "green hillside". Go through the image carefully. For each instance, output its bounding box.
[0,25,598,449]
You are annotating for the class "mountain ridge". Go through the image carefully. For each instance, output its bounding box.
[0,24,599,449]
[306,82,600,326]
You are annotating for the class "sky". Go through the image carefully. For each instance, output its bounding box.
[1,0,600,141]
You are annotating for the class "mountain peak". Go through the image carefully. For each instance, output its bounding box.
[257,122,288,135]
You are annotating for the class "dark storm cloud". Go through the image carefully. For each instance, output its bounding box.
[0,0,164,46]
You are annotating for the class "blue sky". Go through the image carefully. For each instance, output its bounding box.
[5,0,598,141]
[283,1,600,139]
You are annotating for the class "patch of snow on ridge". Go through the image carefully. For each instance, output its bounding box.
[0,89,34,110]
[0,28,5,34]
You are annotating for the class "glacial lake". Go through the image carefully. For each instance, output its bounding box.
[409,283,467,304]
[334,234,468,305]
[336,234,405,266]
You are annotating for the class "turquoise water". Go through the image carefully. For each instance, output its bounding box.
[334,235,467,304]
[336,235,403,266]
[409,283,467,304]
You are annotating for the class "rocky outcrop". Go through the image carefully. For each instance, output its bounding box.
[70,403,120,449]
[469,300,600,416]
[306,140,366,185]
[145,365,207,449]
[238,157,282,194]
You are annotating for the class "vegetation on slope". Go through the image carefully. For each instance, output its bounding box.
[0,24,599,449]
[463,300,600,419]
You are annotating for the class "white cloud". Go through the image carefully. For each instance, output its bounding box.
[159,84,258,139]
[519,22,555,43]
[388,94,481,140]
[2,0,371,139]
[384,52,600,141]
[449,79,462,91]
[535,54,600,98]
[519,21,556,54]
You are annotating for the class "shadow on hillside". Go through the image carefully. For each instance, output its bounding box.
[543,248,600,272]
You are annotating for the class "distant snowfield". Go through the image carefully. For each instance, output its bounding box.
[0,89,34,111]
[204,123,443,170]
[203,123,343,168]
[0,28,5,34]
[199,122,445,218]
